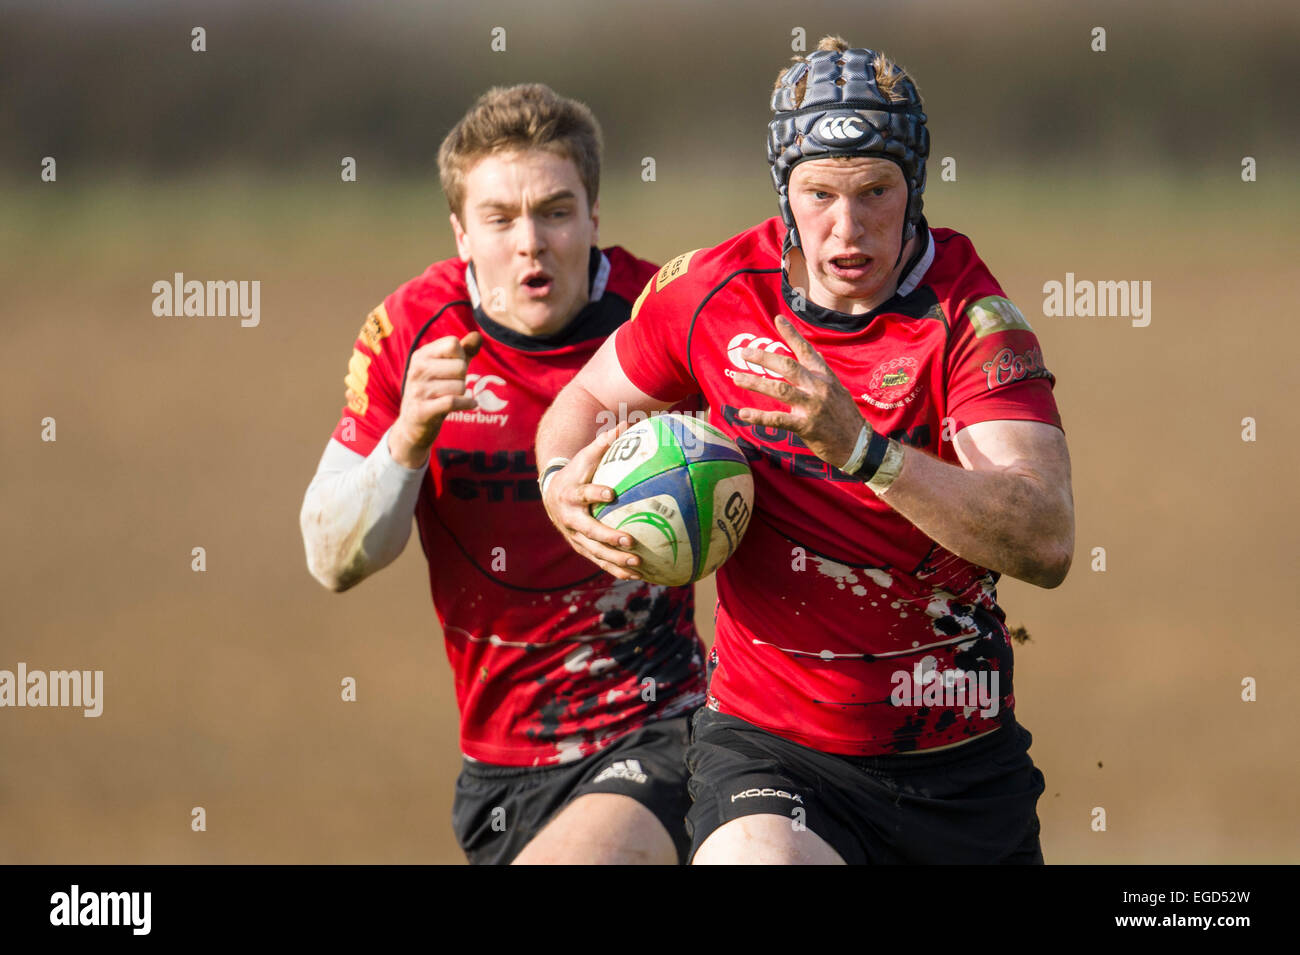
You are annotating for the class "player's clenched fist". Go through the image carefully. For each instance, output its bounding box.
[388,331,483,468]
[540,422,644,581]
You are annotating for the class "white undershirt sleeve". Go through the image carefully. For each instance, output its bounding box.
[299,426,428,591]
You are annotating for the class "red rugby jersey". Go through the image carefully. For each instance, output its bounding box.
[330,248,706,765]
[615,217,1063,755]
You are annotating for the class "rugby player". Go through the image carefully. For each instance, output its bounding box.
[536,39,1075,864]
[299,84,705,865]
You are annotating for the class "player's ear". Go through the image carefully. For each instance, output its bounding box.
[589,198,599,247]
[450,212,472,263]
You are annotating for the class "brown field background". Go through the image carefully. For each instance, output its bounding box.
[1,0,1297,864]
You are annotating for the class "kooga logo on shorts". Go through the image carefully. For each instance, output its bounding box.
[730,787,804,804]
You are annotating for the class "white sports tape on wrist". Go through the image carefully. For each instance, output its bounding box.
[865,440,906,494]
[842,425,872,475]
[538,457,571,496]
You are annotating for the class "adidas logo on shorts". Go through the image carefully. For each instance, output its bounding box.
[593,759,648,785]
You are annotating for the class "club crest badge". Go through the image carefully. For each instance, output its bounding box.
[861,356,922,410]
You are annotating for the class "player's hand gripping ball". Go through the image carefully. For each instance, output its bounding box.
[590,414,754,586]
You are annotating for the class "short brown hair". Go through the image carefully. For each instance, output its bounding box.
[774,35,920,107]
[437,84,602,218]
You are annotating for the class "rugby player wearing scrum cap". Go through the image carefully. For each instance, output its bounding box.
[537,37,1073,864]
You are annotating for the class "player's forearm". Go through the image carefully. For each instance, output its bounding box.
[387,419,438,469]
[299,429,426,592]
[535,378,610,465]
[878,447,1074,588]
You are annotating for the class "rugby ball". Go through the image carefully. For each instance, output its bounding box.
[591,413,754,586]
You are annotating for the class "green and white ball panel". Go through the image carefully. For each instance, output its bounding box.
[592,414,754,586]
[690,462,754,579]
[587,415,685,491]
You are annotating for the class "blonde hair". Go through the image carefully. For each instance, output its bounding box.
[774,35,919,106]
[437,83,602,217]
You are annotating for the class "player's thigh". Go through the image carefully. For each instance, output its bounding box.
[692,812,846,865]
[511,792,678,865]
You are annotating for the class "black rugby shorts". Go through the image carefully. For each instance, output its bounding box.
[685,707,1045,864]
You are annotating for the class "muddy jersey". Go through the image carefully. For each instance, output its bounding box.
[614,217,1063,755]
[331,248,706,766]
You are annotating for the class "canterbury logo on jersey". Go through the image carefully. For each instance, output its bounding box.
[444,374,510,428]
[725,333,792,380]
[592,759,648,785]
[814,113,867,143]
[465,374,508,412]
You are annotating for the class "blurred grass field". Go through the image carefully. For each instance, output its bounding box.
[1,170,1296,863]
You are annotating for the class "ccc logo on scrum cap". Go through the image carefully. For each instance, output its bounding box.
[814,113,867,143]
[726,333,791,379]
